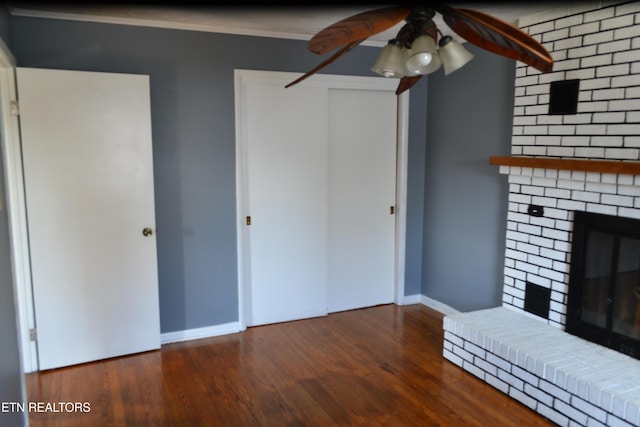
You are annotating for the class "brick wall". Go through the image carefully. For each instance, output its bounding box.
[501,1,640,328]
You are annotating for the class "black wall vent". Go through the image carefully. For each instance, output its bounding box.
[524,281,551,319]
[549,79,580,115]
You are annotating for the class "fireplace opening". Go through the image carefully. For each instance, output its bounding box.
[567,211,640,359]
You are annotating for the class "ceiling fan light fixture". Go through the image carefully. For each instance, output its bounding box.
[371,39,405,78]
[407,34,438,74]
[438,35,474,76]
[405,42,442,76]
[421,52,442,75]
[288,4,553,93]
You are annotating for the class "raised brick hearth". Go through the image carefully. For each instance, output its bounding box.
[444,308,640,426]
[442,3,640,426]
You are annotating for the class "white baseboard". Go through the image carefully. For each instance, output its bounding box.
[419,295,461,316]
[398,294,461,316]
[161,321,241,345]
[399,294,422,305]
[160,297,460,346]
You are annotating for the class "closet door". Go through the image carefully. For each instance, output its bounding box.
[327,88,397,313]
[243,81,330,326]
[237,71,397,327]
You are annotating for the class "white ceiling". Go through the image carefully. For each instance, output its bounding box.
[9,2,579,46]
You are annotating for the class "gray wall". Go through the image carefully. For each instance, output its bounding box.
[422,43,514,311]
[10,16,428,332]
[0,4,26,427]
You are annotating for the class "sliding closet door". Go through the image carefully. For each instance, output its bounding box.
[327,88,397,313]
[236,71,397,327]
[243,81,329,326]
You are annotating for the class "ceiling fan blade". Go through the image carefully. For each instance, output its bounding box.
[437,4,553,73]
[396,75,422,95]
[308,6,410,55]
[285,40,363,89]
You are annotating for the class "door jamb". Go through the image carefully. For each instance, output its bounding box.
[395,90,410,307]
[0,50,37,374]
[234,69,410,330]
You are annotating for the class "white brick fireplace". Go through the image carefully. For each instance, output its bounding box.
[443,2,640,426]
[503,0,640,329]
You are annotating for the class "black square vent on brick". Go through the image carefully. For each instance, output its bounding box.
[548,79,580,115]
[524,281,551,319]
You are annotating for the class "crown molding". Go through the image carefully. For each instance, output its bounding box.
[8,6,388,47]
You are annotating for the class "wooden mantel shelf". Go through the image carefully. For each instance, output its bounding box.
[489,156,640,175]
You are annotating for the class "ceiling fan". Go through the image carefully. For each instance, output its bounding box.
[285,3,553,94]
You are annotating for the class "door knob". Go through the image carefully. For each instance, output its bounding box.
[142,227,153,237]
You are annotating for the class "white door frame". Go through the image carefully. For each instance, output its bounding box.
[234,69,410,330]
[0,40,36,378]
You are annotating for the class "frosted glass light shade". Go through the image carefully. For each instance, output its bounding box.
[371,41,405,78]
[438,36,474,76]
[405,35,441,75]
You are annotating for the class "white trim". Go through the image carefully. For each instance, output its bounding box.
[399,294,462,316]
[234,70,248,332]
[420,295,461,316]
[399,294,422,306]
[161,295,459,344]
[9,7,387,48]
[161,322,242,345]
[234,69,399,91]
[234,69,408,327]
[394,91,409,306]
[0,37,30,426]
[0,34,14,66]
[0,55,39,375]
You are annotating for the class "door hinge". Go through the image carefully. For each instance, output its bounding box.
[246,216,251,226]
[10,101,19,116]
[29,328,37,342]
[390,206,395,215]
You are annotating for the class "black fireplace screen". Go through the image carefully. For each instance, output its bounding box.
[567,211,640,359]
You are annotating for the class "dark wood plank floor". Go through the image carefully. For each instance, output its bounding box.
[26,304,555,426]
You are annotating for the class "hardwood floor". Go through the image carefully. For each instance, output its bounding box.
[26,304,555,426]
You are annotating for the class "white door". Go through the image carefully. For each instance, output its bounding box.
[327,88,397,312]
[236,71,397,327]
[243,82,330,326]
[17,68,161,370]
